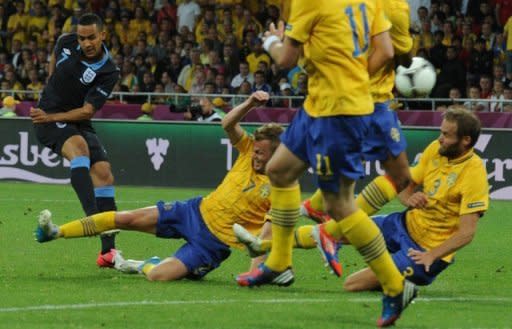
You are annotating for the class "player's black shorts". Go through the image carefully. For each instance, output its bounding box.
[33,121,108,164]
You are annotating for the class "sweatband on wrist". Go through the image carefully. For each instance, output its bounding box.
[263,35,281,52]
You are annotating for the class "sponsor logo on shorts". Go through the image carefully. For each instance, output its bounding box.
[163,202,173,211]
[390,127,401,142]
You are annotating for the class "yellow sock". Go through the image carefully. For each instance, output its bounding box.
[309,189,324,211]
[259,239,272,253]
[323,219,344,240]
[256,225,317,251]
[59,211,116,238]
[356,175,398,215]
[142,263,156,276]
[337,209,403,296]
[265,184,301,271]
[293,225,316,249]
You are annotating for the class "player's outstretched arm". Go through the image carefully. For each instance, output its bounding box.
[222,91,270,145]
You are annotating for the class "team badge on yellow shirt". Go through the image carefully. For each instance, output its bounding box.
[447,173,457,187]
[260,184,271,198]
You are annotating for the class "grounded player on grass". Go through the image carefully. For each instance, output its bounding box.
[235,107,488,292]
[30,13,120,267]
[235,0,417,327]
[35,91,283,282]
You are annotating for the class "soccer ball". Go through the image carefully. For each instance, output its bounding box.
[395,57,437,97]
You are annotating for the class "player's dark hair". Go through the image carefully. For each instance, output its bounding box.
[78,13,104,30]
[254,123,284,152]
[444,107,481,148]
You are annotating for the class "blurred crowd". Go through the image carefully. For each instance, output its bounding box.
[409,0,512,112]
[1,0,512,114]
[0,0,306,115]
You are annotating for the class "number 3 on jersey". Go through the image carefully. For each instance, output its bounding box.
[345,3,369,57]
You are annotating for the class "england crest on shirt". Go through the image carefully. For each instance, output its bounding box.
[80,68,96,85]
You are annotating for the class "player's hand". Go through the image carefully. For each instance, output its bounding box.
[406,192,428,209]
[408,248,435,272]
[262,21,285,43]
[249,91,270,107]
[30,107,51,123]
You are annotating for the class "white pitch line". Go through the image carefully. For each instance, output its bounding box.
[0,299,332,313]
[350,296,512,303]
[1,296,510,313]
[0,198,154,204]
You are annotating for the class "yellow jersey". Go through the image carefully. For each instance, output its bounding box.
[246,52,271,73]
[370,0,412,103]
[504,17,512,50]
[8,13,29,43]
[407,141,489,262]
[201,133,271,248]
[285,0,390,117]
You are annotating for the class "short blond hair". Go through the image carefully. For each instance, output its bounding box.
[254,123,284,151]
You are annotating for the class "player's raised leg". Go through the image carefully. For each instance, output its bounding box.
[34,206,159,242]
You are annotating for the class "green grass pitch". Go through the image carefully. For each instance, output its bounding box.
[0,181,511,328]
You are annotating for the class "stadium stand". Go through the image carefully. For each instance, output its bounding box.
[1,0,512,115]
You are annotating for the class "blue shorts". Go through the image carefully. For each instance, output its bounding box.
[362,103,407,162]
[372,212,450,286]
[155,197,231,280]
[281,108,371,193]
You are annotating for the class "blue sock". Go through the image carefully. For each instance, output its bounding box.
[95,186,117,254]
[70,156,98,216]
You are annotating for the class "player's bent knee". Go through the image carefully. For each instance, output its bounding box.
[145,270,164,281]
[91,165,115,185]
[145,259,188,281]
[62,136,90,159]
[266,166,294,186]
[114,211,138,228]
[343,279,360,292]
[343,272,381,292]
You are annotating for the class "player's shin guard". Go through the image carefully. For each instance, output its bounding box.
[70,156,98,216]
[337,209,403,296]
[265,185,301,271]
[95,186,118,254]
[59,211,117,238]
[356,175,398,216]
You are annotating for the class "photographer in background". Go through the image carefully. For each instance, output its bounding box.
[184,97,226,122]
